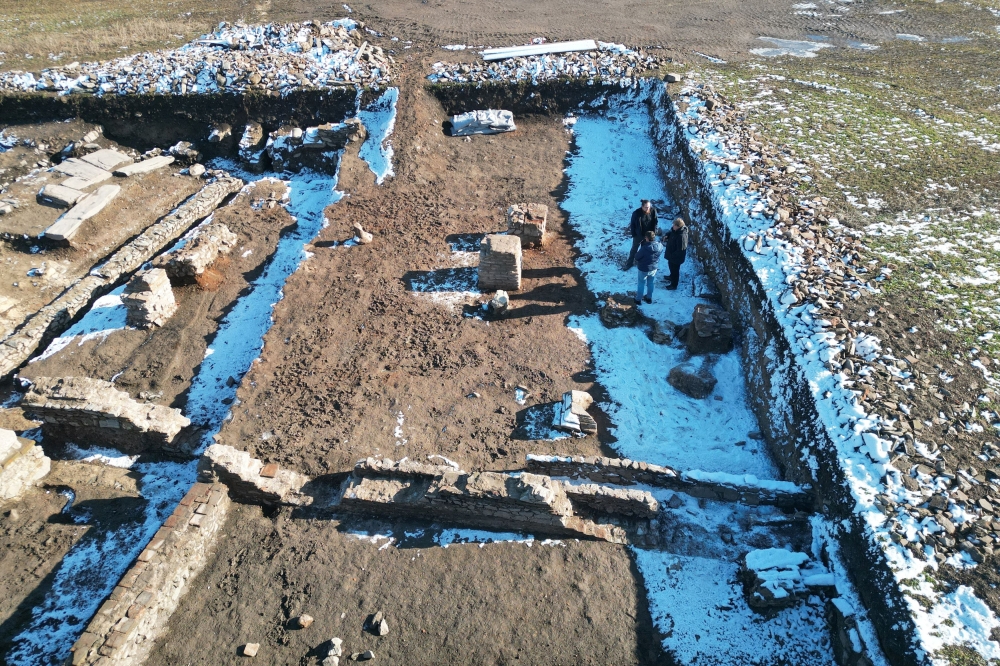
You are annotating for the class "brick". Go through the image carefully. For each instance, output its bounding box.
[135,590,154,606]
[126,603,147,619]
[260,462,279,478]
[148,537,166,551]
[164,515,179,528]
[138,549,156,562]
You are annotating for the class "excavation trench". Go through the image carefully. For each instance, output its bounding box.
[0,80,893,666]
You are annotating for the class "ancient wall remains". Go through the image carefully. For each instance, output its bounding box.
[478,234,522,291]
[0,428,50,501]
[21,377,191,455]
[70,482,230,666]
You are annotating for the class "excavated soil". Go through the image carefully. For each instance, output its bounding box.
[0,461,144,658]
[222,64,618,477]
[144,503,665,666]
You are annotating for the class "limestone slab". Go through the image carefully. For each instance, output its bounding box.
[114,155,175,177]
[80,149,133,172]
[38,183,85,208]
[44,184,121,242]
[53,158,112,187]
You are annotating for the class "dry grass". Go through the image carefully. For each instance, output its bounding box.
[0,0,269,71]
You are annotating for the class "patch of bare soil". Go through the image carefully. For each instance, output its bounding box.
[219,64,615,478]
[18,180,294,416]
[0,461,143,660]
[145,503,665,666]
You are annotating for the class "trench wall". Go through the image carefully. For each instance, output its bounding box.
[0,87,357,150]
[645,83,915,665]
[69,482,230,666]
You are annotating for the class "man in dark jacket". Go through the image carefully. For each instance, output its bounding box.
[624,199,659,270]
[634,230,664,305]
[662,217,689,290]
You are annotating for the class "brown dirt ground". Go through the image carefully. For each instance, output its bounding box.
[19,180,294,418]
[223,63,615,478]
[0,460,145,659]
[144,502,665,666]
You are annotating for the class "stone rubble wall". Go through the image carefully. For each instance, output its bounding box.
[153,221,237,281]
[0,429,50,501]
[70,482,230,666]
[339,460,641,543]
[506,203,547,247]
[526,454,814,512]
[21,376,191,455]
[121,268,176,328]
[0,175,243,380]
[199,443,312,506]
[563,482,659,518]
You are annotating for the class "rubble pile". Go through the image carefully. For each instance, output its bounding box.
[740,548,835,609]
[428,43,663,84]
[506,202,547,246]
[0,19,392,96]
[122,268,177,328]
[154,221,237,282]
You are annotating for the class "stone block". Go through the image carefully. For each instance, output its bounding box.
[478,234,521,291]
[0,429,51,501]
[153,222,237,282]
[122,268,176,328]
[44,184,121,243]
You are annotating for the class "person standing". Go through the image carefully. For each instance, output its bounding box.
[634,230,663,305]
[662,217,689,290]
[624,199,659,270]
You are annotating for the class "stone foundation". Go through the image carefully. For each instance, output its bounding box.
[21,376,191,455]
[70,482,230,666]
[506,203,547,247]
[153,221,237,283]
[478,234,522,291]
[199,443,312,506]
[0,428,50,501]
[526,454,813,512]
[122,268,176,328]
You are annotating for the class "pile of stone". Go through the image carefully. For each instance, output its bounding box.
[0,20,393,96]
[667,361,718,399]
[506,203,547,246]
[21,376,191,453]
[685,303,734,354]
[740,548,834,609]
[552,390,598,435]
[154,222,237,283]
[266,118,365,171]
[0,428,50,501]
[339,457,636,543]
[478,234,521,291]
[122,268,177,328]
[239,122,267,170]
[428,43,663,84]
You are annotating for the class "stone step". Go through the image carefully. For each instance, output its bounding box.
[114,155,176,177]
[79,148,133,172]
[43,184,121,242]
[37,183,85,208]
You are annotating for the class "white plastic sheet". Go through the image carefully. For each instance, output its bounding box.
[448,109,516,136]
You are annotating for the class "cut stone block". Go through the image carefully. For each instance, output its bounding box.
[44,184,121,242]
[37,183,85,208]
[478,234,522,291]
[686,303,734,354]
[506,203,548,247]
[80,149,133,172]
[153,222,237,282]
[113,155,175,177]
[0,429,51,501]
[52,158,112,188]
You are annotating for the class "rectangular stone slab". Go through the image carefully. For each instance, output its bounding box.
[80,149,133,172]
[44,184,121,242]
[37,183,85,208]
[113,155,175,177]
[52,158,112,185]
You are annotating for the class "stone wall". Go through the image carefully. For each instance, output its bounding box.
[70,482,230,666]
[199,443,312,506]
[153,222,237,283]
[338,458,662,543]
[0,176,243,380]
[0,428,50,501]
[526,454,813,512]
[21,376,191,455]
[478,234,522,291]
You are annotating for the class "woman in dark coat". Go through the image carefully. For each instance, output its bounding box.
[662,217,689,290]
